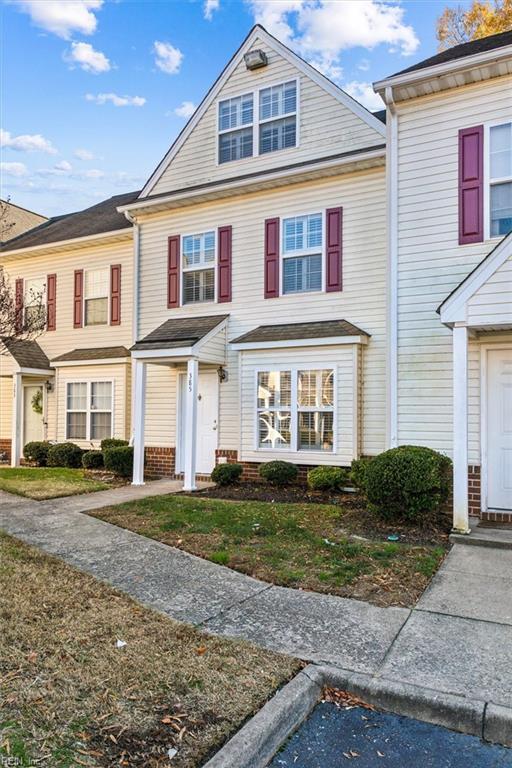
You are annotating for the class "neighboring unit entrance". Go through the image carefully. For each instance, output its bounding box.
[487,348,512,511]
[23,385,44,451]
[177,370,218,474]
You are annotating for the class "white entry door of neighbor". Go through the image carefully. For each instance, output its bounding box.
[23,385,44,451]
[178,371,219,474]
[487,348,512,511]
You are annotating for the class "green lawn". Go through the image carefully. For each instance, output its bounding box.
[0,467,110,500]
[91,495,447,607]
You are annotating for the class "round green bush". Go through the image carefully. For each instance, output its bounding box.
[47,442,83,468]
[365,445,452,522]
[103,445,133,477]
[259,460,298,487]
[100,438,129,451]
[350,457,372,492]
[211,462,243,486]
[23,441,51,467]
[307,465,349,492]
[82,450,104,470]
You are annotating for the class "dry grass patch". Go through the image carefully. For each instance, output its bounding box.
[0,467,111,500]
[0,533,299,767]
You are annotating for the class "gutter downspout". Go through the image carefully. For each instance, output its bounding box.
[385,86,399,448]
[124,210,139,447]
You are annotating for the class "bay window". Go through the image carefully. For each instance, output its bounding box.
[282,213,323,294]
[489,122,512,238]
[66,381,113,441]
[84,268,109,326]
[257,367,334,452]
[182,231,216,303]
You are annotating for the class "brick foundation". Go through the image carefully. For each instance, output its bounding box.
[0,439,11,464]
[144,446,175,479]
[468,465,481,517]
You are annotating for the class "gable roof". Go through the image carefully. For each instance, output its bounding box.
[1,200,47,243]
[51,346,130,363]
[0,191,139,253]
[2,338,51,370]
[140,24,385,199]
[391,30,512,78]
[132,314,229,351]
[231,319,370,346]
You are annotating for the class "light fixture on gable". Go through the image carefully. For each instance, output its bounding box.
[244,49,268,70]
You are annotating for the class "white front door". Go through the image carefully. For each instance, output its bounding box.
[23,385,44,451]
[178,371,218,474]
[487,348,512,511]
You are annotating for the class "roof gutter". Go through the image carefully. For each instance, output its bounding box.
[0,226,132,260]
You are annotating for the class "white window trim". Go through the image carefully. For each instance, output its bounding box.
[83,267,110,327]
[280,209,325,296]
[24,275,47,328]
[216,78,300,165]
[484,119,512,242]
[65,379,114,443]
[254,364,336,454]
[181,228,218,305]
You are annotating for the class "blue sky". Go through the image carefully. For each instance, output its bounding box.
[1,0,466,217]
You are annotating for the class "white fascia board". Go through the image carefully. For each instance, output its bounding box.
[131,347,195,360]
[140,25,385,198]
[440,233,512,324]
[51,358,129,368]
[0,228,132,261]
[230,335,368,351]
[374,45,512,95]
[18,367,55,376]
[119,148,385,216]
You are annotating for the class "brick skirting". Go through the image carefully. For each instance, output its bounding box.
[0,439,11,464]
[145,446,175,479]
[468,465,481,517]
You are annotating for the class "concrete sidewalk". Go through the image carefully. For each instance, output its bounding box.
[1,487,511,714]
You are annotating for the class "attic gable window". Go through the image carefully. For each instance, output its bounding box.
[218,93,254,164]
[259,80,297,155]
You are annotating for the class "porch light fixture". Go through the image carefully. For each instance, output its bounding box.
[217,366,227,383]
[244,49,268,70]
[45,380,53,393]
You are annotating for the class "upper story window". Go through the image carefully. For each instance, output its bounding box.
[218,79,298,164]
[489,122,512,238]
[24,277,46,329]
[282,213,323,294]
[84,268,109,326]
[183,231,216,304]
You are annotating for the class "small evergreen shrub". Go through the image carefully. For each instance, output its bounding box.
[350,457,372,492]
[47,442,83,468]
[259,460,298,487]
[100,438,128,451]
[365,445,452,522]
[82,450,104,470]
[103,445,133,477]
[211,462,243,486]
[23,441,51,467]
[307,465,349,492]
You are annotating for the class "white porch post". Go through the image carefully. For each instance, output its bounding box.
[11,372,22,467]
[452,323,470,533]
[183,357,198,491]
[132,359,147,486]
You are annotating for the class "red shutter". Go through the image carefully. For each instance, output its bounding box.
[217,226,232,303]
[459,126,484,245]
[46,273,56,331]
[167,235,180,308]
[15,278,23,332]
[325,207,343,292]
[264,218,280,298]
[110,264,121,325]
[73,269,83,328]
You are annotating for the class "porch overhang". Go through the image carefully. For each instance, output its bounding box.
[230,319,370,351]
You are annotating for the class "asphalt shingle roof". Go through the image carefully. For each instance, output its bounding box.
[132,315,228,351]
[2,339,51,369]
[231,319,370,345]
[51,346,130,363]
[0,191,140,252]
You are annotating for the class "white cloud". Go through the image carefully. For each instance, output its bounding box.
[65,41,111,73]
[248,0,419,82]
[174,101,196,119]
[1,161,29,177]
[1,128,57,154]
[54,160,73,172]
[204,0,219,19]
[86,92,146,107]
[344,80,384,111]
[153,40,183,75]
[81,168,104,178]
[12,0,103,39]
[74,148,94,160]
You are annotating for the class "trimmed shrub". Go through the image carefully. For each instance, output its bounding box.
[47,442,83,469]
[23,441,51,467]
[211,462,243,486]
[307,465,349,492]
[82,450,104,470]
[103,445,133,477]
[365,445,452,523]
[259,460,298,487]
[100,438,128,451]
[350,457,372,492]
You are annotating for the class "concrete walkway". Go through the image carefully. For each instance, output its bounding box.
[1,485,511,713]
